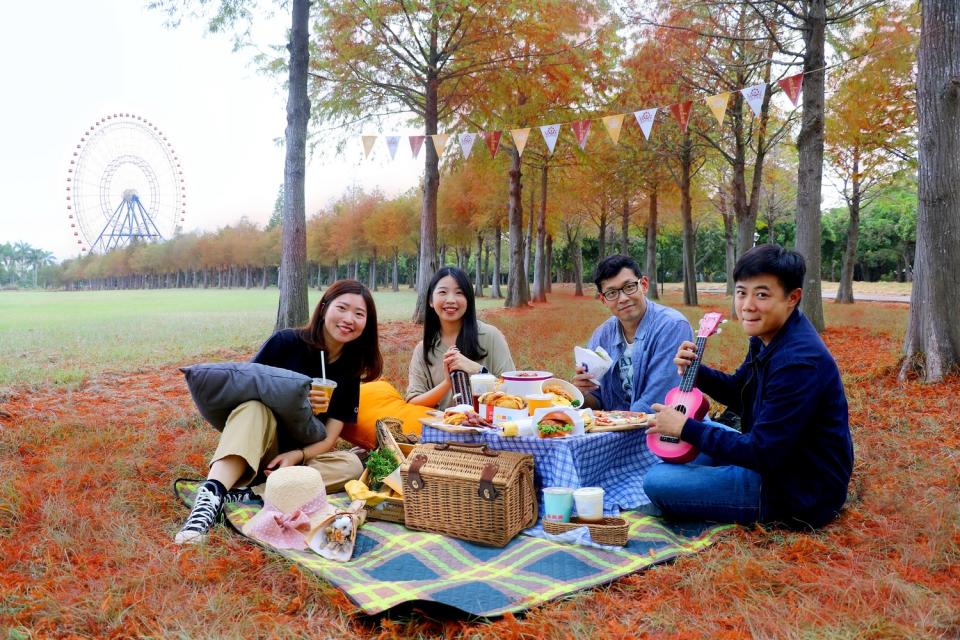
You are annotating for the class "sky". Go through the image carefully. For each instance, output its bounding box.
[0,0,421,261]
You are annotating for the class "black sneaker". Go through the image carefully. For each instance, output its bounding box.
[175,481,225,545]
[224,486,263,506]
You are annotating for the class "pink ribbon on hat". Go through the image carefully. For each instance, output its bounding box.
[243,494,330,550]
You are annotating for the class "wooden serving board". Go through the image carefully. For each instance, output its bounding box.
[417,417,497,434]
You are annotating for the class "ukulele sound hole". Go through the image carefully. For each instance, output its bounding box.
[674,404,687,415]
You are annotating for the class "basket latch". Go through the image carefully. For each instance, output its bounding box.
[478,463,500,501]
[408,454,428,491]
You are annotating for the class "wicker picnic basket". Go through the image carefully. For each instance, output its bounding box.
[400,442,537,547]
[542,517,629,546]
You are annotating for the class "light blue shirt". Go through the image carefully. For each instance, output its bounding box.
[587,299,693,413]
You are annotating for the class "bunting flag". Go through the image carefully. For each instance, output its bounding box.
[540,124,561,154]
[571,119,591,150]
[670,101,693,133]
[484,131,502,158]
[361,135,377,158]
[778,72,803,107]
[634,108,657,140]
[409,135,425,159]
[430,133,449,157]
[602,114,625,145]
[705,92,730,126]
[385,136,400,159]
[459,132,477,159]
[511,128,531,156]
[741,84,767,116]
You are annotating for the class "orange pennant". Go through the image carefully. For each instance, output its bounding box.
[670,101,693,133]
[778,73,803,107]
[602,114,625,145]
[430,133,449,157]
[571,119,591,150]
[361,135,377,158]
[484,131,502,158]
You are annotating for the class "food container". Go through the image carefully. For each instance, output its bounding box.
[540,378,585,408]
[500,370,553,397]
[360,442,415,523]
[479,403,530,425]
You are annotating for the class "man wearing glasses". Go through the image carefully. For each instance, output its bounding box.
[571,255,692,412]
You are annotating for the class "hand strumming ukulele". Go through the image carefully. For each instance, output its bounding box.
[647,312,724,464]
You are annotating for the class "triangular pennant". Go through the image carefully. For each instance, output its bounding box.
[602,114,625,145]
[571,119,591,150]
[511,128,531,156]
[670,101,693,133]
[634,108,658,140]
[385,136,400,160]
[409,135,425,158]
[430,133,449,157]
[484,131,502,158]
[361,135,377,159]
[459,132,477,159]
[539,123,561,154]
[705,92,730,126]
[777,72,803,107]
[741,84,767,117]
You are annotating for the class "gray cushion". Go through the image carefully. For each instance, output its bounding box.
[180,362,326,446]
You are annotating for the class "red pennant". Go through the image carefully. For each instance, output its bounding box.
[484,131,502,158]
[777,73,804,107]
[571,119,591,150]
[409,135,425,158]
[670,101,693,133]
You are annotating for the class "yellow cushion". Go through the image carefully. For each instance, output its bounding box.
[340,380,432,450]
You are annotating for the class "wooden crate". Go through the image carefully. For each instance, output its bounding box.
[360,442,413,524]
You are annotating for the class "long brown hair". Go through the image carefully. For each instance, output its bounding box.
[299,279,383,382]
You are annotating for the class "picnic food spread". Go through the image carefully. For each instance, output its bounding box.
[543,382,579,407]
[443,408,494,428]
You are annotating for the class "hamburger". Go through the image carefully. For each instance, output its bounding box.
[536,411,575,438]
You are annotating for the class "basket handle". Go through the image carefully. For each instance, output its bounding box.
[435,442,499,457]
[521,467,538,529]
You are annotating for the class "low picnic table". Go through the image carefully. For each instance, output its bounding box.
[419,424,660,516]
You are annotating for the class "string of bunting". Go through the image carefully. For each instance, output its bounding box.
[359,73,803,161]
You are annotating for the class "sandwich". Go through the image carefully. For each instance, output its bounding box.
[537,411,575,438]
[543,383,579,408]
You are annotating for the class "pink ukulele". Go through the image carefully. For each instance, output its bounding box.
[647,312,724,464]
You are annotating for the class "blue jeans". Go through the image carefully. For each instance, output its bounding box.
[643,423,762,525]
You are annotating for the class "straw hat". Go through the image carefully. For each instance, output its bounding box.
[242,466,335,550]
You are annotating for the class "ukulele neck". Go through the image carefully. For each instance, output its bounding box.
[679,336,707,392]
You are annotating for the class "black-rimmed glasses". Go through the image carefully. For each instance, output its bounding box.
[599,279,641,301]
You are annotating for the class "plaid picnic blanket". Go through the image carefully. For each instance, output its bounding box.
[175,479,732,617]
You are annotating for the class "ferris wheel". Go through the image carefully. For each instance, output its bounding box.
[66,113,186,254]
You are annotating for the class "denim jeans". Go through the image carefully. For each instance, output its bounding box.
[643,422,762,525]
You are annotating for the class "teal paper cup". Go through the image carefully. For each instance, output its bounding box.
[543,487,574,523]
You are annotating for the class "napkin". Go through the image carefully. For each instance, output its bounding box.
[574,346,614,382]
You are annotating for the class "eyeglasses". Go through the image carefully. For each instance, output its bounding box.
[599,279,642,301]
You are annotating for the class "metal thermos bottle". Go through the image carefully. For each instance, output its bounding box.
[450,369,473,408]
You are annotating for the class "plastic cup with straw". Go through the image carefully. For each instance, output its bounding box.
[311,351,337,415]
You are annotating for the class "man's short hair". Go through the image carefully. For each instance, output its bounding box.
[593,255,643,289]
[733,244,805,293]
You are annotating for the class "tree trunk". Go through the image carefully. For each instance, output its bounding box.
[369,250,378,291]
[720,188,736,296]
[621,195,630,254]
[795,0,827,332]
[900,0,960,382]
[274,0,311,331]
[597,200,608,259]
[413,37,441,323]
[545,234,553,292]
[680,133,698,306]
[505,147,529,307]
[392,248,399,291]
[492,222,503,299]
[532,163,548,302]
[646,185,659,300]
[525,174,535,281]
[475,232,484,297]
[567,225,584,296]
[836,153,861,304]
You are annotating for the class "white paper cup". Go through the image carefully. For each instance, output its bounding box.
[573,487,605,522]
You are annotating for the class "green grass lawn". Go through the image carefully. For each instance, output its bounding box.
[0,288,502,388]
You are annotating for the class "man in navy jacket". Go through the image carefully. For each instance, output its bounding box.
[644,244,853,529]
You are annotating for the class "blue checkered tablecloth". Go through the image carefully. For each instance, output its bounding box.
[420,425,662,515]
